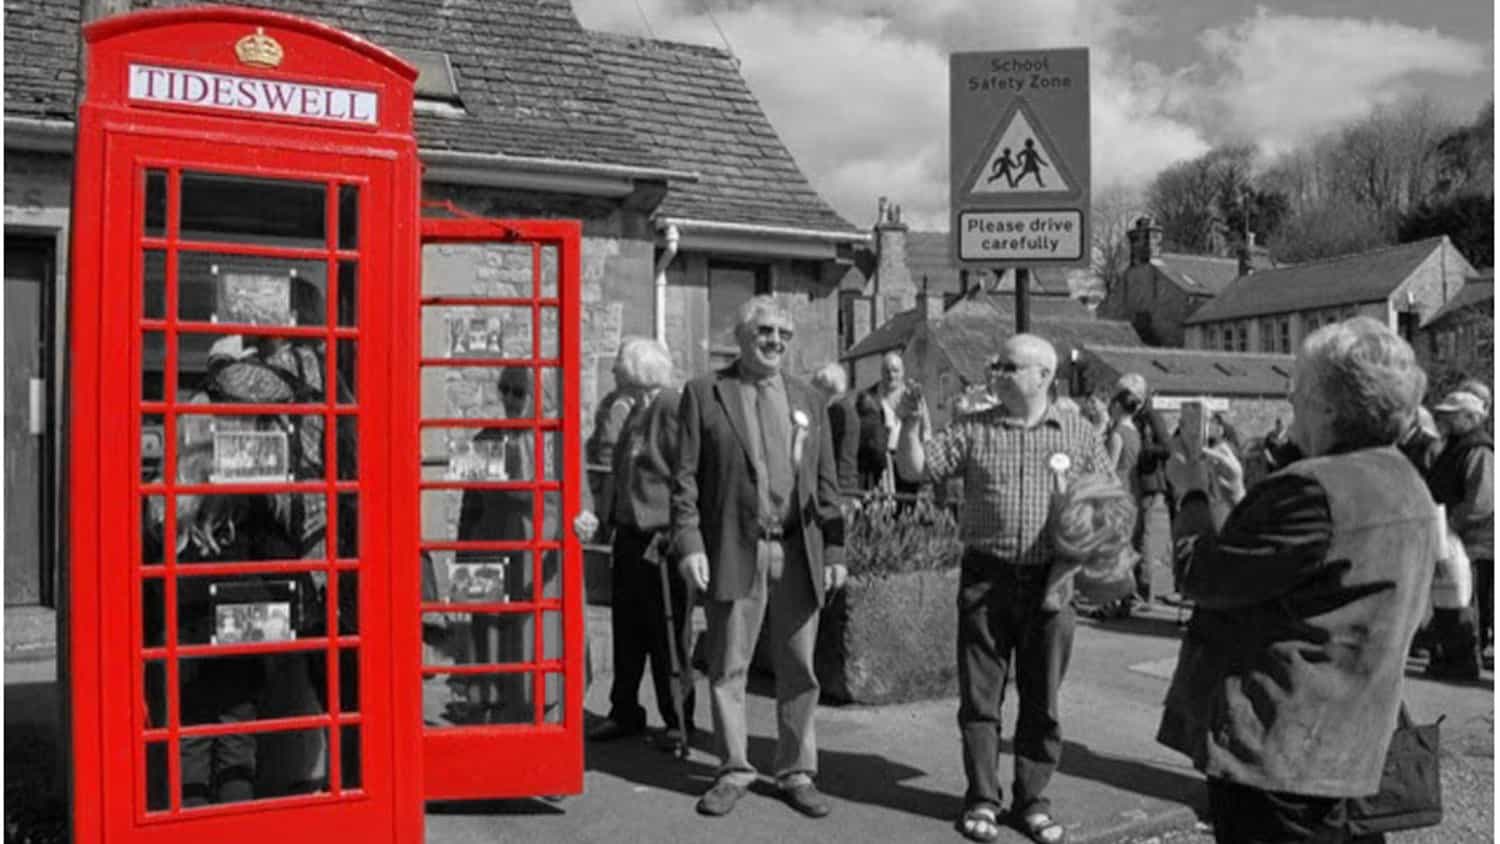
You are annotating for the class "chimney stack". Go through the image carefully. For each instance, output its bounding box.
[1126,216,1162,266]
[873,200,914,327]
[1237,231,1257,278]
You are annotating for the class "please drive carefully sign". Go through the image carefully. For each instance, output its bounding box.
[950,49,1089,267]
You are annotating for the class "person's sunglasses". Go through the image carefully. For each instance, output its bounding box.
[989,360,1031,374]
[499,385,528,398]
[755,324,795,342]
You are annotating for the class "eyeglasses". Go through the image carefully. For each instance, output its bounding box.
[989,360,1036,374]
[755,324,795,342]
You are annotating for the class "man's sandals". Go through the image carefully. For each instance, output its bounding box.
[957,805,1067,844]
[1016,809,1067,844]
[958,805,1002,842]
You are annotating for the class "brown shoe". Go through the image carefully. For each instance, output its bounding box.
[696,779,748,816]
[779,781,831,818]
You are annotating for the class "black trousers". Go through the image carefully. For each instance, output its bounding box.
[957,552,1074,815]
[607,525,695,730]
[1207,779,1385,844]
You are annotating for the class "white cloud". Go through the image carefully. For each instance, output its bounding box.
[1192,7,1487,149]
[570,1,1485,229]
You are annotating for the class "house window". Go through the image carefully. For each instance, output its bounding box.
[1235,322,1248,352]
[1259,318,1276,353]
[1277,317,1292,353]
[708,260,771,365]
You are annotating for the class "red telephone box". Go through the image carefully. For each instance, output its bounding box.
[68,8,424,842]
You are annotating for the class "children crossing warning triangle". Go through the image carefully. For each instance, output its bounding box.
[966,101,1075,196]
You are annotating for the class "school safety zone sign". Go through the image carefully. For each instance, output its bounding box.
[128,63,379,125]
[950,49,1089,268]
[959,210,1083,261]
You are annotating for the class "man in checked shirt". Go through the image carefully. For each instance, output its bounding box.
[894,334,1107,844]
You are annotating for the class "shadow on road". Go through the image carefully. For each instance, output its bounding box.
[1019,738,1209,817]
[426,798,568,816]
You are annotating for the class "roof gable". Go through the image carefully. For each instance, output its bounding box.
[587,32,856,233]
[7,0,662,170]
[841,307,925,359]
[1186,237,1457,325]
[1427,277,1494,326]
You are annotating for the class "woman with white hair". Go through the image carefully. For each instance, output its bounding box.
[573,338,696,746]
[811,362,861,493]
[1158,317,1442,843]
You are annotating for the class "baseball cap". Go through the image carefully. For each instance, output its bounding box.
[1115,373,1148,402]
[1433,390,1486,416]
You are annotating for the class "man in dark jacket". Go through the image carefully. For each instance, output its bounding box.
[1159,317,1440,844]
[671,296,847,819]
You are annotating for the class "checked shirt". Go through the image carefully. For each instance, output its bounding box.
[924,402,1108,565]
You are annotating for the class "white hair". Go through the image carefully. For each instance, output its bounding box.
[811,362,848,395]
[733,295,789,341]
[1299,317,1425,448]
[616,336,674,389]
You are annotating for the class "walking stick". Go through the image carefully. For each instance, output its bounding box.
[650,536,691,760]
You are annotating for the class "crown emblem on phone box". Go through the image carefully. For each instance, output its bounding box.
[235,27,284,68]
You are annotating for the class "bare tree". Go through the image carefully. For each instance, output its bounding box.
[1090,183,1144,298]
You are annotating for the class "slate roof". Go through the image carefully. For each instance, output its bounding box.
[4,0,81,121]
[935,316,1143,384]
[1082,344,1295,397]
[1186,237,1451,325]
[1151,253,1243,297]
[587,32,857,232]
[8,0,660,169]
[1426,273,1493,326]
[841,308,925,360]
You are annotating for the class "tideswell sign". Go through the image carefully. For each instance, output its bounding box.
[128,64,379,126]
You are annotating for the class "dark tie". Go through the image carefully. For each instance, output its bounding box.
[756,380,792,519]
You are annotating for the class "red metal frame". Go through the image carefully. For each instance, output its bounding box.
[70,8,420,844]
[411,216,584,800]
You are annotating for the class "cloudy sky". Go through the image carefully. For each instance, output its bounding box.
[571,0,1493,230]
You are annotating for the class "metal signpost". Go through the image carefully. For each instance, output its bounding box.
[950,49,1090,332]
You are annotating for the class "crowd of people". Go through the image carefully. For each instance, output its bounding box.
[571,294,1490,844]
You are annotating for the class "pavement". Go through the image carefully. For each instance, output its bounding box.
[5,601,1493,843]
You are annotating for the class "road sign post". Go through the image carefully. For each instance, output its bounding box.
[949,49,1090,332]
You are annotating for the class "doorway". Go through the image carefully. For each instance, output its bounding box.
[5,233,55,606]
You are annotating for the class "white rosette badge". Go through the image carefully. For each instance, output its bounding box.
[791,409,811,465]
[1047,451,1072,496]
